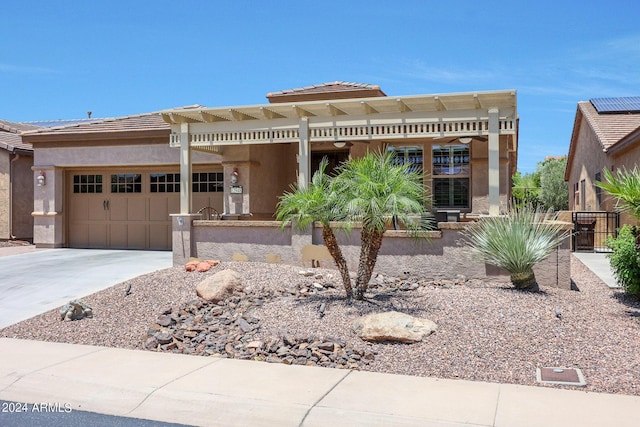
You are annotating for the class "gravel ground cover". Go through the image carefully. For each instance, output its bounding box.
[0,240,31,248]
[2,255,639,396]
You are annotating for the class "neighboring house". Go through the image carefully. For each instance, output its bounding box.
[23,82,519,250]
[565,97,640,223]
[0,120,40,240]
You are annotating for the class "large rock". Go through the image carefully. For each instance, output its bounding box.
[196,269,243,303]
[351,311,437,343]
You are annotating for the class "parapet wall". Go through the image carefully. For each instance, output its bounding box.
[172,218,572,290]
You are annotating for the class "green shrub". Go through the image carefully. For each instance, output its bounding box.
[607,225,640,298]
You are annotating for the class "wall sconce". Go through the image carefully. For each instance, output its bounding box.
[459,137,472,144]
[36,171,46,186]
[333,141,352,148]
[230,168,239,184]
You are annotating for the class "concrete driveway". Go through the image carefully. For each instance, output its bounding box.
[0,248,172,329]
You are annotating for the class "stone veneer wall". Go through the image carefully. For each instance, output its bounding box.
[177,220,573,290]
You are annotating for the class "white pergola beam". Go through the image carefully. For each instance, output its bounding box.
[229,109,257,121]
[361,101,378,114]
[326,103,347,116]
[260,107,286,120]
[293,105,315,118]
[396,99,411,112]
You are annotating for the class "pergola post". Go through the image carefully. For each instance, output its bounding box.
[298,117,310,189]
[179,122,192,214]
[488,108,500,215]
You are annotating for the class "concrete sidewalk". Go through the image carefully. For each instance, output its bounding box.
[0,338,638,427]
[572,252,618,288]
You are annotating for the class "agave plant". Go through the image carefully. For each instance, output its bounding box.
[464,207,569,292]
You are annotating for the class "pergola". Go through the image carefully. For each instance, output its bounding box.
[160,89,517,216]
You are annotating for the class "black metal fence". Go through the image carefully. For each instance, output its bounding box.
[572,211,620,252]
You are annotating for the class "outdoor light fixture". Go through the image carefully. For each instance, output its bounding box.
[230,168,239,184]
[333,141,352,148]
[459,137,472,144]
[36,171,46,186]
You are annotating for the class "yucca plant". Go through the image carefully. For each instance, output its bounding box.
[464,206,570,292]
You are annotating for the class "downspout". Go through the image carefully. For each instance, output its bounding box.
[9,153,20,239]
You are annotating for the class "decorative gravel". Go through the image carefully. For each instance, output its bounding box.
[2,255,639,396]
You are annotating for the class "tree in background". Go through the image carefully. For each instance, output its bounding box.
[512,170,540,208]
[538,157,569,211]
[512,157,568,211]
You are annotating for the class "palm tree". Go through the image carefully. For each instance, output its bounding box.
[333,151,426,299]
[596,166,640,251]
[276,158,353,298]
[464,206,569,292]
[597,167,640,218]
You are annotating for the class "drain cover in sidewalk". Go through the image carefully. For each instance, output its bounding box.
[537,367,586,387]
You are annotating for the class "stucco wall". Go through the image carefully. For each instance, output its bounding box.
[184,220,572,290]
[0,151,34,240]
[610,144,640,226]
[11,154,34,239]
[566,117,610,211]
[0,151,9,239]
[34,142,219,167]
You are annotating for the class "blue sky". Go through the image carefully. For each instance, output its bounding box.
[2,1,639,173]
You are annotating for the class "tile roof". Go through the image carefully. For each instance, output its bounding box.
[0,119,42,134]
[0,120,39,153]
[23,112,170,136]
[267,81,386,102]
[0,130,32,153]
[578,101,640,150]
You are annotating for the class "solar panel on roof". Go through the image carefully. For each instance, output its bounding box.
[590,97,640,114]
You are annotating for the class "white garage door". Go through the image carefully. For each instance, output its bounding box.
[68,169,223,250]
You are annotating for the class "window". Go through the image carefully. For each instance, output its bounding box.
[388,146,424,177]
[111,174,142,193]
[432,145,470,208]
[73,174,102,194]
[192,172,224,193]
[151,173,180,193]
[580,179,586,210]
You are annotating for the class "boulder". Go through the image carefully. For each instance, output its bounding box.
[196,262,211,272]
[196,269,243,303]
[59,300,93,321]
[351,311,437,343]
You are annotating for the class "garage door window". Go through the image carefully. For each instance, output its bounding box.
[73,174,103,193]
[111,174,142,193]
[150,173,180,193]
[193,172,224,193]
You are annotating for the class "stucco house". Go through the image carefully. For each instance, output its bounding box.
[0,120,39,241]
[23,83,519,251]
[565,97,640,223]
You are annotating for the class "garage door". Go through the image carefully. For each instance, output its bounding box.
[68,169,223,250]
